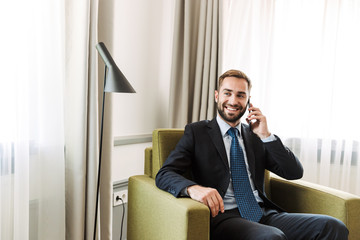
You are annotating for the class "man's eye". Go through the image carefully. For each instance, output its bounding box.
[224,92,230,96]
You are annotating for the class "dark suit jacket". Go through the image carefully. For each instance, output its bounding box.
[155,118,303,211]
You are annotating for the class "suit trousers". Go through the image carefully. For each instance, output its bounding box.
[210,207,349,240]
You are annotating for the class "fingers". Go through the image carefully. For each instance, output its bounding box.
[205,196,219,217]
[246,106,266,127]
[217,191,225,211]
[216,191,225,214]
[246,104,271,139]
[247,105,264,122]
[205,192,225,217]
[187,185,224,217]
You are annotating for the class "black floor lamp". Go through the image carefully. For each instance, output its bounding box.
[94,42,135,240]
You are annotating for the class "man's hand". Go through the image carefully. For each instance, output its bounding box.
[246,104,271,139]
[187,185,225,217]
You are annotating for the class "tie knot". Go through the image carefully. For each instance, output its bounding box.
[227,127,238,138]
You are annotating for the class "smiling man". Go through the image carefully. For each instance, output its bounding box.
[156,69,348,240]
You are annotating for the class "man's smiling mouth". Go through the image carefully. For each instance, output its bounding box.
[225,106,239,112]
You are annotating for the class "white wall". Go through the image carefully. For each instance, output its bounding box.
[98,0,176,182]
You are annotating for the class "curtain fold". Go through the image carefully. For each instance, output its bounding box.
[65,0,112,239]
[1,0,66,239]
[1,1,113,239]
[169,0,221,128]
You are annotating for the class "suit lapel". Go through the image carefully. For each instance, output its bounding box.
[241,124,256,181]
[207,119,229,170]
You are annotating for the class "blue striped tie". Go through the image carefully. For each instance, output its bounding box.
[228,127,263,222]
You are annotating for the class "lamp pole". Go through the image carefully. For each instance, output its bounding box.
[94,42,135,240]
[93,65,108,240]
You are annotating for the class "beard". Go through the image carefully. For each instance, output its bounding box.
[217,101,247,123]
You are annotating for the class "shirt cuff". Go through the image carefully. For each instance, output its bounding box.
[261,133,277,143]
[180,187,189,197]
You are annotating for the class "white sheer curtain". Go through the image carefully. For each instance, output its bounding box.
[0,0,65,239]
[222,0,360,196]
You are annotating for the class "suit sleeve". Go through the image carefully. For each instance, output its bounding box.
[263,135,303,180]
[155,124,198,197]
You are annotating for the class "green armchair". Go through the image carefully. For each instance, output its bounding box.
[128,129,360,240]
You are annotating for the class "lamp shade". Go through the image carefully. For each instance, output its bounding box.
[96,42,136,93]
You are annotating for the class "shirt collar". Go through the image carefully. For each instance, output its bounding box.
[216,115,242,138]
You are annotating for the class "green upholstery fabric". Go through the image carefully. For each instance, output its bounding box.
[128,129,360,240]
[144,147,152,177]
[151,128,184,178]
[128,176,209,240]
[128,129,210,240]
[270,176,360,240]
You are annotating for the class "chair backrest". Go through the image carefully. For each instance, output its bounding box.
[145,128,271,196]
[144,129,184,178]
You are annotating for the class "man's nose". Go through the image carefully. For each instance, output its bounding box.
[228,95,237,105]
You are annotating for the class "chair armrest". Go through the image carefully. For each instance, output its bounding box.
[269,176,360,240]
[128,175,210,240]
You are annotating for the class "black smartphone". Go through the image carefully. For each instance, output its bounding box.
[247,100,252,129]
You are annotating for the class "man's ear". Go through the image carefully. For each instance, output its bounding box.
[214,90,218,103]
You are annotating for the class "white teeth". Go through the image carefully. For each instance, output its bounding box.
[227,107,237,111]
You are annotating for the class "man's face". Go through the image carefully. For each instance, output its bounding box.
[215,77,250,126]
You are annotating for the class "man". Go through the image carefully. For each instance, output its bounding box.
[156,69,348,240]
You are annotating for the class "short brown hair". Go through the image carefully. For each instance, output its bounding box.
[218,69,252,91]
